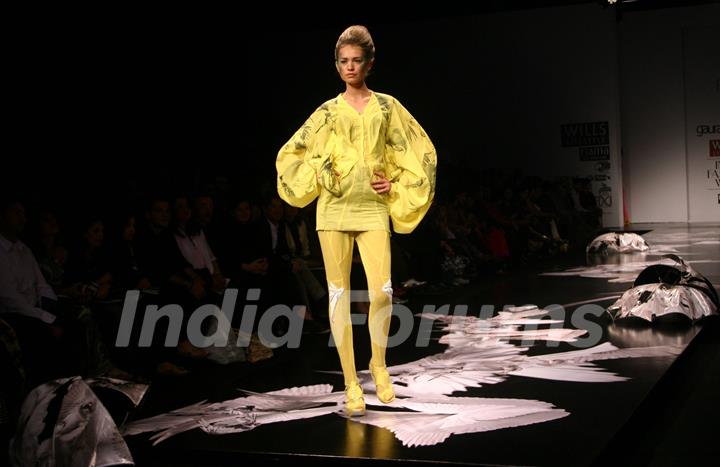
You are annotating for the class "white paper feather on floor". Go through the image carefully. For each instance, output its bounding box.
[123,304,686,448]
[123,383,572,448]
[370,308,683,398]
[346,394,569,447]
[507,344,684,382]
[122,384,342,445]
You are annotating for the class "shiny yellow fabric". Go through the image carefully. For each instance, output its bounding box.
[276,92,437,234]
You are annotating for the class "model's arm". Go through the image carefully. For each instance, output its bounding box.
[276,108,330,208]
[384,97,438,234]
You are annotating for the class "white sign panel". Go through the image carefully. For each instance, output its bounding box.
[684,26,720,222]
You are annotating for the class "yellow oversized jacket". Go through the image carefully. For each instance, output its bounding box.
[276,92,436,234]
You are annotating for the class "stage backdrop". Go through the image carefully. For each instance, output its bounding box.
[684,26,720,222]
[250,3,718,227]
[620,6,719,223]
[422,4,626,227]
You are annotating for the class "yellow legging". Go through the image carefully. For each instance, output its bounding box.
[318,230,392,387]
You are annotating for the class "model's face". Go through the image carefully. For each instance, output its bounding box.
[336,45,372,85]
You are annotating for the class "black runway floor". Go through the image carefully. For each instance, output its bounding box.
[125,223,720,467]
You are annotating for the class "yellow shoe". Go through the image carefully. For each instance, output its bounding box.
[345,382,366,416]
[369,361,395,403]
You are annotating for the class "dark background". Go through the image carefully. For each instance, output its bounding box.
[6,0,714,209]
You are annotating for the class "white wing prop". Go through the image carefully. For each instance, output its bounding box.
[367,308,684,397]
[123,305,687,448]
[122,384,341,445]
[349,394,568,447]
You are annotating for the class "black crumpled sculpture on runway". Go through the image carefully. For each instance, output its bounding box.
[608,254,719,322]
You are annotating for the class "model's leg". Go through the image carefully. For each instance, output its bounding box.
[317,230,364,415]
[355,230,395,403]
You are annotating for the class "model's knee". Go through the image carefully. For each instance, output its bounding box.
[381,279,392,299]
[328,282,347,323]
[369,279,393,305]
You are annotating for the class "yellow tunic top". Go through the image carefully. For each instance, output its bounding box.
[276,92,437,234]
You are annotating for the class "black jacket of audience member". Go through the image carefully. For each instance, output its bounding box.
[252,217,293,275]
[134,224,192,288]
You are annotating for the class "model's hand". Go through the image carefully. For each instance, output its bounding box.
[371,172,391,194]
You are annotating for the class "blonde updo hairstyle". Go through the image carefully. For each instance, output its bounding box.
[335,25,375,67]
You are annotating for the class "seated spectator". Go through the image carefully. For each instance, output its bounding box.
[172,195,227,295]
[64,216,113,302]
[135,195,211,370]
[192,193,220,248]
[0,199,119,387]
[232,195,325,333]
[108,212,152,292]
[0,200,58,325]
[135,196,203,298]
[282,201,327,322]
[26,208,67,290]
[220,196,260,281]
[284,204,312,260]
